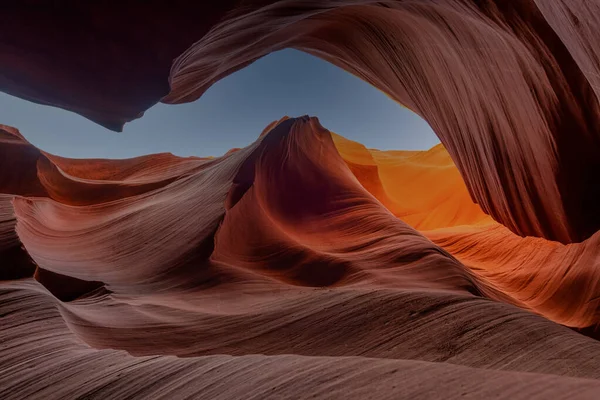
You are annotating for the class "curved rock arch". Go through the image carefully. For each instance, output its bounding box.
[1,1,599,243]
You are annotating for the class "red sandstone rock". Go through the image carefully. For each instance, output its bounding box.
[1,118,600,398]
[2,1,600,398]
[3,1,599,242]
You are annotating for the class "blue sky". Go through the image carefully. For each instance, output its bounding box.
[0,49,439,159]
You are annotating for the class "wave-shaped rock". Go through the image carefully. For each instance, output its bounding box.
[2,1,600,242]
[4,280,600,399]
[1,118,599,398]
[2,1,600,397]
[333,133,600,329]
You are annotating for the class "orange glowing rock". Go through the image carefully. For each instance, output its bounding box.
[2,1,600,397]
[1,119,600,400]
[334,134,600,329]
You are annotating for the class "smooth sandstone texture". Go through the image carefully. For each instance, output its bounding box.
[4,280,600,400]
[333,133,600,329]
[2,1,600,242]
[1,118,600,399]
[1,1,600,398]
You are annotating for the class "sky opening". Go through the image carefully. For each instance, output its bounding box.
[0,49,439,159]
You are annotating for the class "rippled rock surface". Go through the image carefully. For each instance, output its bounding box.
[2,1,600,398]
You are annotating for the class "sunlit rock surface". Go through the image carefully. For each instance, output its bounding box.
[4,1,599,242]
[2,1,600,398]
[1,118,600,399]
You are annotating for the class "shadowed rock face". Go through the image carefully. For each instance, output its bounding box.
[0,1,237,130]
[1,1,600,399]
[2,1,600,243]
[1,118,600,399]
[333,133,600,329]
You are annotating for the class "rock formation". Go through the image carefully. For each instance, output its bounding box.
[1,118,600,398]
[1,1,600,398]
